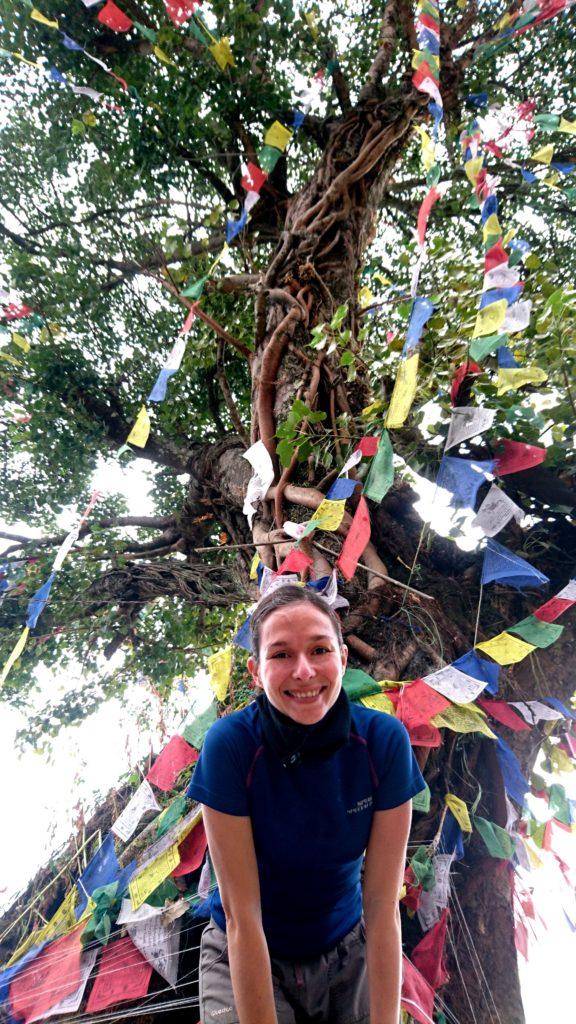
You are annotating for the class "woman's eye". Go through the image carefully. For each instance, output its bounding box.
[270,651,289,659]
[313,646,330,655]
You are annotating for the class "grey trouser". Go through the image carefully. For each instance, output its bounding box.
[199,916,370,1024]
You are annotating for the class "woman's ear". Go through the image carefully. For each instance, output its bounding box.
[340,644,348,673]
[247,655,261,686]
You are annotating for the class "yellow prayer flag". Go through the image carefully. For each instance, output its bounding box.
[304,11,319,39]
[30,8,59,29]
[82,111,97,127]
[0,626,30,688]
[542,171,561,189]
[559,116,576,135]
[13,51,42,68]
[207,242,229,276]
[360,693,396,714]
[457,0,468,8]
[264,121,293,152]
[385,352,419,429]
[412,49,439,73]
[41,889,77,942]
[482,213,501,242]
[445,793,472,832]
[497,12,513,29]
[208,38,234,71]
[310,498,346,531]
[11,333,30,352]
[208,647,232,701]
[129,844,181,910]
[496,366,548,396]
[358,286,374,309]
[154,46,178,67]
[502,227,516,245]
[417,126,436,172]
[7,928,43,967]
[127,405,150,448]
[548,745,575,774]
[432,704,496,739]
[464,156,483,184]
[532,143,554,165]
[475,631,536,665]
[0,351,23,367]
[472,299,508,338]
[249,552,260,580]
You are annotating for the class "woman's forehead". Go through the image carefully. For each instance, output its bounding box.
[260,602,336,644]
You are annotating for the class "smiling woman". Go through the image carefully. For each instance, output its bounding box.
[186,585,425,1024]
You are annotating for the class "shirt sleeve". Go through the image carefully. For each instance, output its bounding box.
[186,717,251,816]
[371,715,426,811]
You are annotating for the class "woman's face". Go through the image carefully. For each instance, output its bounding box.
[247,601,348,724]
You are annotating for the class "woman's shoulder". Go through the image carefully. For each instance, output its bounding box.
[349,702,408,742]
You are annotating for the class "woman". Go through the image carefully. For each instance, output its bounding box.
[187,585,425,1024]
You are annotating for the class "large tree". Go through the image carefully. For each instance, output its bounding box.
[1,2,576,1022]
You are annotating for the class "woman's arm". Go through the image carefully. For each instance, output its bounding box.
[362,801,413,1024]
[202,805,278,1024]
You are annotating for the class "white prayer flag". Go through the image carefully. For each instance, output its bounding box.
[242,441,274,527]
[501,300,532,334]
[445,407,495,451]
[471,484,524,537]
[417,853,454,932]
[111,780,161,844]
[423,664,488,703]
[127,916,182,988]
[483,265,521,290]
[557,579,576,601]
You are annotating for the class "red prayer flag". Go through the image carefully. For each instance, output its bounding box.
[406,721,443,748]
[412,63,439,92]
[401,955,436,1024]
[484,240,508,272]
[241,162,268,193]
[97,0,133,31]
[477,698,531,732]
[2,303,33,321]
[164,0,199,26]
[493,438,546,476]
[533,596,575,622]
[402,867,423,912]
[450,361,481,405]
[274,548,313,576]
[146,734,199,792]
[172,819,208,877]
[336,496,370,581]
[355,436,379,457]
[85,938,152,1013]
[514,912,529,960]
[411,908,450,990]
[397,679,450,730]
[417,187,441,247]
[418,13,440,34]
[10,928,83,1024]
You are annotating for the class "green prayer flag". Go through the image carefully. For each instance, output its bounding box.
[426,164,441,187]
[469,333,507,362]
[182,276,208,300]
[508,248,524,268]
[509,615,564,649]
[81,882,120,947]
[530,821,546,848]
[133,21,158,43]
[549,783,571,825]
[258,145,282,174]
[183,701,218,749]
[155,795,189,838]
[534,113,561,132]
[145,877,180,907]
[473,816,515,860]
[413,783,431,814]
[188,18,209,45]
[363,430,394,503]
[342,667,381,701]
[409,846,436,891]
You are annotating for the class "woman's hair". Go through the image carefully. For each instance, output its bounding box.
[250,585,344,662]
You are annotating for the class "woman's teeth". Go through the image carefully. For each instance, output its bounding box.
[286,688,324,701]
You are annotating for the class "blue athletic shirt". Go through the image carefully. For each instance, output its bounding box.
[186,700,425,957]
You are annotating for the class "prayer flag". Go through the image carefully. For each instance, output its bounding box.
[534,592,575,622]
[436,457,494,510]
[342,667,381,701]
[496,366,547,395]
[275,549,313,576]
[0,626,30,687]
[476,699,530,732]
[481,538,549,589]
[472,299,508,338]
[310,497,346,531]
[469,332,507,363]
[172,819,207,876]
[336,496,370,580]
[206,647,232,701]
[417,189,442,248]
[493,438,546,476]
[483,264,521,290]
[208,38,234,71]
[404,297,435,352]
[112,780,161,843]
[444,795,472,832]
[397,679,450,731]
[510,700,564,725]
[182,701,217,749]
[417,853,454,932]
[471,484,524,537]
[385,352,419,428]
[485,240,508,271]
[325,477,359,500]
[129,845,181,910]
[532,143,554,164]
[242,440,274,528]
[146,735,199,791]
[452,650,499,695]
[26,573,56,629]
[127,405,150,448]
[264,121,292,151]
[423,664,488,703]
[450,361,481,405]
[496,736,529,806]
[401,955,436,1024]
[473,816,515,859]
[501,299,532,334]
[509,614,564,648]
[445,407,494,450]
[126,911,181,988]
[241,162,267,193]
[363,431,394,503]
[164,1,198,26]
[85,937,152,1012]
[97,0,133,31]
[30,9,59,28]
[476,631,536,665]
[26,948,98,1023]
[432,704,496,739]
[411,909,449,990]
[76,834,120,915]
[10,928,83,1024]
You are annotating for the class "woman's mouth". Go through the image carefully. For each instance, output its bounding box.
[284,686,327,702]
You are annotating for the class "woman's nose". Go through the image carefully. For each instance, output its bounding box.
[293,653,316,679]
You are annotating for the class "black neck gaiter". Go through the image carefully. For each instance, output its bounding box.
[255,686,351,768]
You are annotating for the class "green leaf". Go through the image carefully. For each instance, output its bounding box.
[277,438,296,467]
[330,304,348,329]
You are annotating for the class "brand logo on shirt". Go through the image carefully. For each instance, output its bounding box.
[347,796,373,814]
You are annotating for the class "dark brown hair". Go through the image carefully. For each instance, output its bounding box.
[250,585,344,662]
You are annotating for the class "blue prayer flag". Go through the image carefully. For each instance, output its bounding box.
[497,346,519,368]
[521,168,538,184]
[452,650,499,696]
[403,297,435,355]
[466,93,489,108]
[76,833,120,916]
[439,811,465,860]
[479,285,523,309]
[416,27,440,55]
[226,207,248,242]
[326,477,359,500]
[26,573,56,629]
[149,367,176,403]
[481,539,549,590]
[551,162,575,175]
[233,615,252,651]
[481,195,498,223]
[49,67,66,83]
[496,736,528,806]
[292,110,306,130]
[436,457,495,510]
[540,697,576,721]
[61,33,83,51]
[509,237,530,255]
